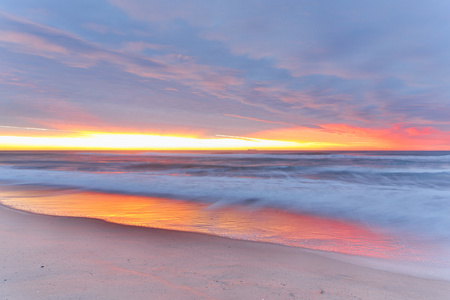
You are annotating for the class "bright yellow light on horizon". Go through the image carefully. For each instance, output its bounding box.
[0,132,340,150]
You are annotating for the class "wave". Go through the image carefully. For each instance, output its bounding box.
[68,149,450,159]
[1,165,450,242]
[3,162,449,189]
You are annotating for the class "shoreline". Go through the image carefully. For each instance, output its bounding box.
[0,185,428,261]
[2,203,450,299]
[2,200,449,282]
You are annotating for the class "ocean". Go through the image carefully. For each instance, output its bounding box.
[1,150,449,279]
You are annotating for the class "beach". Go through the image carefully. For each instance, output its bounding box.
[2,0,450,297]
[2,204,450,300]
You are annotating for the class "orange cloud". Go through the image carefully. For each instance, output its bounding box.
[1,123,448,150]
[253,124,450,150]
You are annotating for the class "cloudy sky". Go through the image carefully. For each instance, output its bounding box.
[1,0,449,149]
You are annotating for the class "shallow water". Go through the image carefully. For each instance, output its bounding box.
[0,185,419,259]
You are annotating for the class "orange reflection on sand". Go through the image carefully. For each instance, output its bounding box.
[0,186,419,259]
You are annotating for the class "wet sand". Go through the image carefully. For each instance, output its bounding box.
[1,204,450,300]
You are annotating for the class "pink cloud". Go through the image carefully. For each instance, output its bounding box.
[0,13,326,116]
[224,114,296,126]
[404,126,437,136]
[253,123,450,150]
[0,30,68,56]
[0,73,37,89]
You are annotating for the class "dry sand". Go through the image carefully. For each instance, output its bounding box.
[1,204,450,300]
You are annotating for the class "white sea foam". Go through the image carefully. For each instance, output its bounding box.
[1,165,449,242]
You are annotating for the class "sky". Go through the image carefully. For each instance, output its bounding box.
[1,0,450,150]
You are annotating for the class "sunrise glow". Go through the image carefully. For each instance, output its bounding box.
[1,125,449,151]
[0,132,309,150]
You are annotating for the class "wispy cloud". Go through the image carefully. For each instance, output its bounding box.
[224,114,296,126]
[0,125,74,132]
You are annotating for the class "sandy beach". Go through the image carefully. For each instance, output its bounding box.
[1,204,450,300]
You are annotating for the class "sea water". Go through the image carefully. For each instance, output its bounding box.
[0,150,449,279]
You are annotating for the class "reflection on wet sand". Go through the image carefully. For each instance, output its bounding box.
[0,184,422,260]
